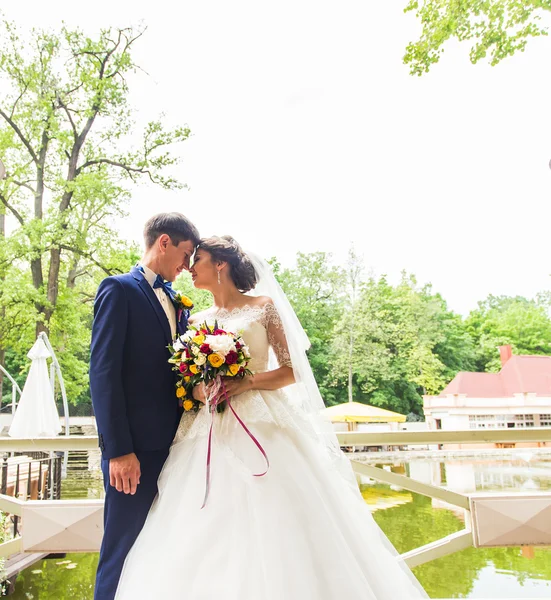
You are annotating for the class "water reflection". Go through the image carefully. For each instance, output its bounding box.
[8,453,551,598]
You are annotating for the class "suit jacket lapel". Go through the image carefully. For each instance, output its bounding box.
[131,267,173,345]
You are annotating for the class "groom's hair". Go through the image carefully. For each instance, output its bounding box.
[144,213,200,249]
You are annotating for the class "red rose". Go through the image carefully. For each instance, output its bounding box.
[200,344,211,355]
[236,342,242,349]
[225,351,238,365]
[214,328,226,335]
[179,363,187,373]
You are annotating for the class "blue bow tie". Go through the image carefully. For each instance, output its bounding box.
[153,274,175,299]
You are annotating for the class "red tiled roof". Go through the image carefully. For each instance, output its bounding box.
[439,355,551,398]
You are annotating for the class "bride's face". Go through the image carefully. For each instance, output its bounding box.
[190,248,218,290]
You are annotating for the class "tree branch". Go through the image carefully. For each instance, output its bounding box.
[10,178,35,194]
[56,95,77,139]
[0,191,25,226]
[10,81,30,119]
[0,108,38,163]
[77,158,156,183]
[58,244,115,276]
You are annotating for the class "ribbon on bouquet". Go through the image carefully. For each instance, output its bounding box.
[201,378,270,509]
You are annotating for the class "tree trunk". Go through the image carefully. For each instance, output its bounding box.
[348,300,355,403]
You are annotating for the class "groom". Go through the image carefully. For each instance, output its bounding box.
[90,212,200,599]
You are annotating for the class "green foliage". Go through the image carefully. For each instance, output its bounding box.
[273,252,347,405]
[331,274,457,414]
[404,0,551,75]
[466,294,551,371]
[173,273,213,312]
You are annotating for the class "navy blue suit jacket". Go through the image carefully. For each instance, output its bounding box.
[90,266,182,460]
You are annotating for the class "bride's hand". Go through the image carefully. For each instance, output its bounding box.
[193,381,217,403]
[192,382,208,403]
[219,375,253,399]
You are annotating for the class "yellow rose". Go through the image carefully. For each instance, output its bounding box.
[183,400,194,411]
[181,296,194,308]
[184,376,191,383]
[176,386,186,398]
[227,364,240,376]
[192,334,206,345]
[208,353,225,368]
[189,364,200,375]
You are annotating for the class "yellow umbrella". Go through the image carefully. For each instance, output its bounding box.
[322,401,407,424]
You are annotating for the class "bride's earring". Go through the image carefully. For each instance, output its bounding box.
[217,270,221,285]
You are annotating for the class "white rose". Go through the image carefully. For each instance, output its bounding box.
[204,335,236,357]
[192,345,200,356]
[195,353,207,366]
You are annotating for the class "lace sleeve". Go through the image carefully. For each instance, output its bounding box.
[261,302,293,368]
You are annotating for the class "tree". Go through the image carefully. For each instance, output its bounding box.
[331,273,475,414]
[0,20,189,335]
[274,252,347,405]
[345,246,364,403]
[0,20,190,403]
[404,0,551,75]
[466,294,551,371]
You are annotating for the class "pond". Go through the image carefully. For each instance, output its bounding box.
[8,452,551,599]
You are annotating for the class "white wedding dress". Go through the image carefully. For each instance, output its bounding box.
[115,303,427,599]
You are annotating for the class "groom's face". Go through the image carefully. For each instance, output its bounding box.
[159,237,196,282]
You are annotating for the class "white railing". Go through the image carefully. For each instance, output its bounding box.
[4,426,550,452]
[339,428,551,567]
[336,427,551,445]
[0,429,550,568]
[0,365,22,415]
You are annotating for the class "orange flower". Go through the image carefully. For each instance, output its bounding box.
[227,364,240,376]
[180,295,194,308]
[208,353,224,368]
[189,364,200,375]
[176,386,186,398]
[183,400,194,411]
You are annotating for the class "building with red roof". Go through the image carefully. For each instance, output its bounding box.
[423,345,551,448]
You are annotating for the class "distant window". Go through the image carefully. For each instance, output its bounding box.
[468,414,507,430]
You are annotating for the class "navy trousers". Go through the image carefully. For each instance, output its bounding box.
[94,449,169,600]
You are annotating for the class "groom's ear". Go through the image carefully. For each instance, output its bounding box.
[158,234,171,253]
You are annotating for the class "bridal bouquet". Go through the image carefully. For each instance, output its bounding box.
[169,321,252,412]
[169,321,267,509]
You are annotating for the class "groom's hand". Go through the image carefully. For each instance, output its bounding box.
[109,453,141,495]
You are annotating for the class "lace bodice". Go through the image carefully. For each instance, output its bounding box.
[173,302,295,443]
[189,302,292,371]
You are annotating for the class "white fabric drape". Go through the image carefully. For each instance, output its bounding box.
[9,338,61,438]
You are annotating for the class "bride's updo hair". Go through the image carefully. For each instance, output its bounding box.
[198,235,258,293]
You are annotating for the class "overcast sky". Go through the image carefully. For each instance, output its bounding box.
[4,2,551,315]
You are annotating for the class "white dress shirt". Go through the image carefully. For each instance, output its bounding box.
[140,264,177,340]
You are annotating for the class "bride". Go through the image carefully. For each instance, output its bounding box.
[115,235,427,599]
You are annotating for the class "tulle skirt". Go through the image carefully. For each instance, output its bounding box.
[115,390,427,599]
